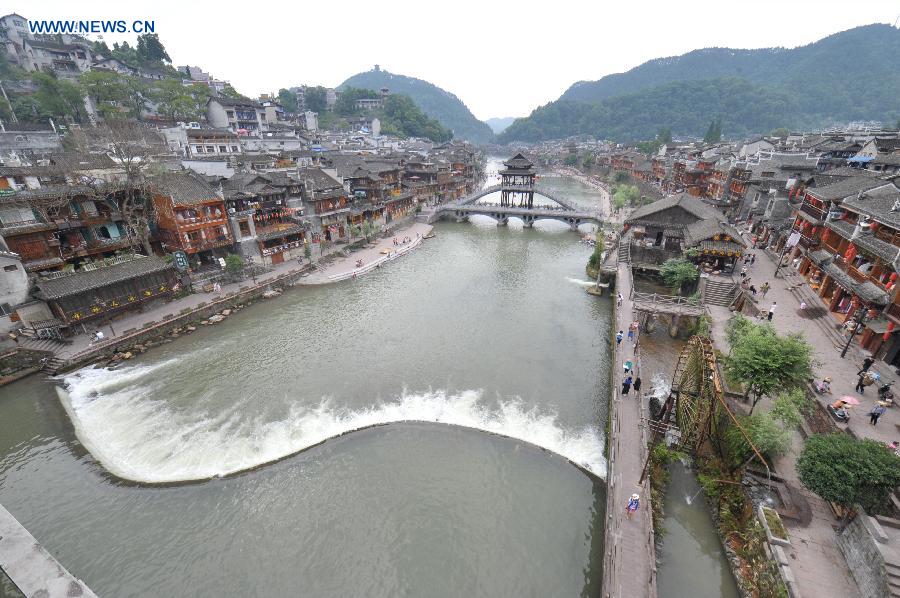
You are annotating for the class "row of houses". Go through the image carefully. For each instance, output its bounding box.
[0,129,478,337]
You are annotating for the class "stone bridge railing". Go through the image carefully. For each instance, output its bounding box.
[457,184,580,212]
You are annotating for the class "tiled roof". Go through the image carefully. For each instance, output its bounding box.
[806,177,890,202]
[36,255,174,300]
[627,192,724,224]
[150,170,218,206]
[824,219,900,262]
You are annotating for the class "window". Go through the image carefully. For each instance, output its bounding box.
[194,145,204,153]
[219,146,227,153]
[206,146,215,152]
[227,111,234,118]
[0,303,11,317]
[762,171,774,178]
[232,146,238,152]
[3,264,18,272]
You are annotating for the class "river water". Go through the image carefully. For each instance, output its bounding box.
[0,170,613,596]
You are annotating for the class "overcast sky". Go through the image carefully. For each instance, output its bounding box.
[14,1,900,120]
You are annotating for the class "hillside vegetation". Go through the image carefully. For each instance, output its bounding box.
[341,69,494,143]
[501,24,900,142]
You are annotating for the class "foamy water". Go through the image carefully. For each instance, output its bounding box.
[58,363,607,484]
[566,277,597,288]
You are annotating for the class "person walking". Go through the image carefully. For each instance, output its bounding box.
[859,356,875,374]
[616,330,624,346]
[767,302,776,321]
[856,374,866,395]
[633,376,642,396]
[740,266,748,279]
[750,253,756,265]
[616,292,623,307]
[625,493,640,520]
[627,327,634,343]
[869,404,887,425]
[760,282,770,298]
[622,374,633,395]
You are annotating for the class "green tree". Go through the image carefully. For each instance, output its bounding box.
[703,117,723,143]
[724,412,791,469]
[770,127,790,138]
[80,71,144,119]
[587,230,606,271]
[659,258,698,294]
[379,94,452,142]
[304,86,328,113]
[612,184,641,207]
[798,434,900,525]
[152,80,210,122]
[303,243,312,263]
[613,170,631,184]
[725,324,813,414]
[224,254,244,276]
[769,388,812,430]
[136,33,171,63]
[30,72,86,122]
[334,87,379,116]
[564,153,578,166]
[277,89,299,113]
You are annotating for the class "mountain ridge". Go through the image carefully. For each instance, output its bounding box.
[339,69,494,143]
[501,24,900,143]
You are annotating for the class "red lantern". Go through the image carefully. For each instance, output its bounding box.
[845,245,857,261]
[884,322,895,342]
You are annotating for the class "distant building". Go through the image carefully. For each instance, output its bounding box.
[206,97,266,133]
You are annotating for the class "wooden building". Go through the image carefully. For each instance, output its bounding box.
[499,153,536,208]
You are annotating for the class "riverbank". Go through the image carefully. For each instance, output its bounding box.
[11,220,431,377]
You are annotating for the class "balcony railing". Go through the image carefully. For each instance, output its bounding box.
[887,303,900,321]
[800,203,826,221]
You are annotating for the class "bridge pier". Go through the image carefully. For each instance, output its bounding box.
[669,314,681,338]
[496,216,509,227]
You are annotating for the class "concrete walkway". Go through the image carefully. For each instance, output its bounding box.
[603,263,656,598]
[301,223,432,284]
[0,502,97,598]
[707,233,869,598]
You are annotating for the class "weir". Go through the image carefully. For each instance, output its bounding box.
[0,502,98,597]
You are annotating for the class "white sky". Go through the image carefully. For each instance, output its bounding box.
[13,1,900,120]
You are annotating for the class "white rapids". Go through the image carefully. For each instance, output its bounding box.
[58,363,607,484]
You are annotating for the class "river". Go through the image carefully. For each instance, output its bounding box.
[0,168,614,597]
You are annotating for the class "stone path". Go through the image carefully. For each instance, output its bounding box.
[301,223,432,284]
[603,263,657,598]
[707,231,871,598]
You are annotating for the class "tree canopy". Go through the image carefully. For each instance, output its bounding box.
[659,258,699,294]
[798,433,900,515]
[725,321,813,413]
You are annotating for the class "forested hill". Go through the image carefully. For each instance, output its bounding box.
[340,69,494,143]
[500,24,900,143]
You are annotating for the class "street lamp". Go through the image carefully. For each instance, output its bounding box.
[840,306,866,359]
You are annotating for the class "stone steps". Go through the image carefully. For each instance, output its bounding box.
[703,279,737,307]
[785,279,847,350]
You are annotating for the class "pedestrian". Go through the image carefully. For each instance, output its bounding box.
[749,285,757,298]
[760,282,770,298]
[625,493,640,520]
[627,328,634,343]
[633,376,642,395]
[767,302,776,321]
[616,330,624,346]
[856,373,869,393]
[869,404,887,425]
[860,356,875,374]
[751,253,756,265]
[622,374,633,395]
[624,360,633,374]
[740,266,748,279]
[616,292,623,306]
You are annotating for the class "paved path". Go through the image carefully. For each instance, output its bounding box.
[301,223,432,284]
[603,263,657,598]
[0,502,97,598]
[708,233,869,598]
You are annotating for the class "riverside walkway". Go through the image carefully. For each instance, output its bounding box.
[0,503,97,597]
[602,261,657,598]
